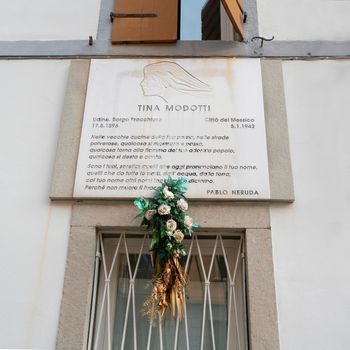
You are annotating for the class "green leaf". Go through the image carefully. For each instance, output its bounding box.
[151,237,159,248]
[159,251,167,260]
[134,197,146,210]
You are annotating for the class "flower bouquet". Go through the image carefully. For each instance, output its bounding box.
[134,177,199,323]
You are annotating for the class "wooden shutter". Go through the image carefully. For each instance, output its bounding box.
[111,0,179,43]
[220,0,244,40]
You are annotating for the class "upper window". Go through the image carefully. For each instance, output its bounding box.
[88,232,248,350]
[110,0,245,43]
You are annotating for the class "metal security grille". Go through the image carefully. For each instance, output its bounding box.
[88,232,248,350]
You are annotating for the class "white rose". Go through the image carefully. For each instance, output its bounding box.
[158,204,171,215]
[166,231,173,237]
[174,230,184,242]
[184,216,193,229]
[166,219,177,232]
[145,209,156,221]
[177,199,188,212]
[163,186,174,199]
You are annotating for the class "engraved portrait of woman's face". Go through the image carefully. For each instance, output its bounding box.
[140,74,164,97]
[140,61,211,103]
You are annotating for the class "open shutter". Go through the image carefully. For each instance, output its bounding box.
[220,0,244,40]
[111,0,179,43]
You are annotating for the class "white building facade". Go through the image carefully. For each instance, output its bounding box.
[0,0,350,349]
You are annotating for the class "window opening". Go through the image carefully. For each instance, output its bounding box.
[181,0,207,40]
[88,232,248,350]
[110,0,244,43]
[182,0,239,40]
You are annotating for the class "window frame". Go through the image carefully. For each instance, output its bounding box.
[88,231,249,350]
[55,203,280,350]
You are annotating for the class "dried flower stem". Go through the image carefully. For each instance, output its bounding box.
[144,256,187,324]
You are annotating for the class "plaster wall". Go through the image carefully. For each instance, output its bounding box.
[0,0,101,41]
[0,59,350,350]
[258,0,350,41]
[271,60,350,350]
[0,60,72,349]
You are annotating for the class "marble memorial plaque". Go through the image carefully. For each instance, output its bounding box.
[74,58,270,199]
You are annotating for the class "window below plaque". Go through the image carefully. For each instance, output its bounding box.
[110,0,245,43]
[88,232,249,349]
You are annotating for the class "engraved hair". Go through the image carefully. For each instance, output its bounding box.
[142,61,211,95]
